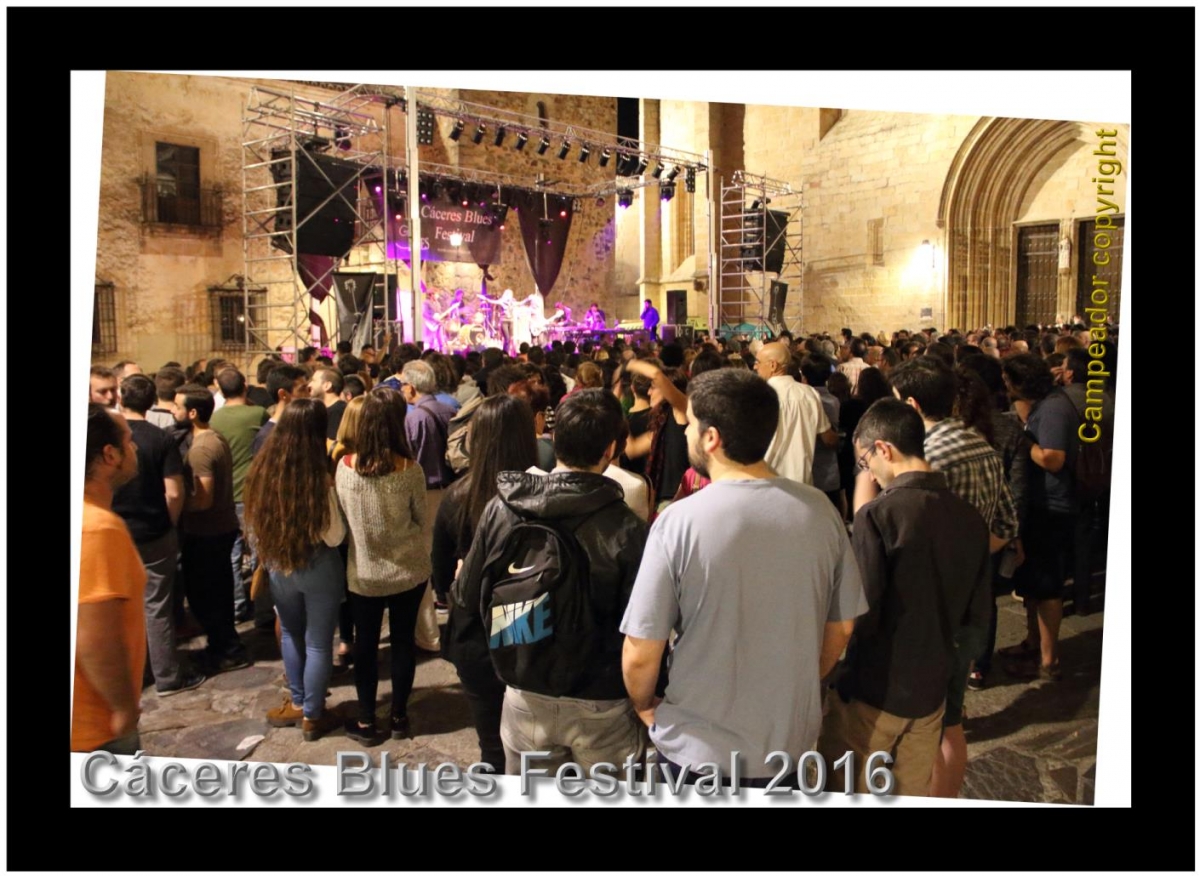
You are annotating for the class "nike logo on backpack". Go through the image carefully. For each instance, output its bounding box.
[507,562,536,575]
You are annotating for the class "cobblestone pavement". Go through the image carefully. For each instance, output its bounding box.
[138,592,1106,803]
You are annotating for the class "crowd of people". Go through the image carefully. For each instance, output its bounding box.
[74,316,1116,797]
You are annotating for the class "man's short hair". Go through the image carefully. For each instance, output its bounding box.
[266,364,307,404]
[90,364,114,380]
[889,358,956,420]
[1001,353,1054,402]
[155,368,186,402]
[401,360,438,395]
[313,367,345,396]
[176,384,215,423]
[86,403,125,479]
[336,341,353,355]
[481,347,504,369]
[119,374,157,415]
[854,398,926,459]
[256,357,280,385]
[553,389,624,468]
[487,364,528,397]
[338,354,363,376]
[1064,347,1090,381]
[660,343,684,368]
[343,375,366,398]
[800,353,833,387]
[299,346,318,363]
[689,369,779,465]
[216,367,247,398]
[849,338,867,359]
[112,360,138,381]
[526,346,546,366]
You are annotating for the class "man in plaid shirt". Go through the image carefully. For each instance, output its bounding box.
[887,358,1016,799]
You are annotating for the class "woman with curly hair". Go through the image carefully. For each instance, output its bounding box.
[243,399,346,741]
[335,386,430,744]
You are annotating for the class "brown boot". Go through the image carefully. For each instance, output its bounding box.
[303,712,341,742]
[267,697,303,727]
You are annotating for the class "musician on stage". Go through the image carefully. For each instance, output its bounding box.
[583,302,606,331]
[521,288,547,346]
[477,287,516,354]
[641,298,660,341]
[421,289,464,353]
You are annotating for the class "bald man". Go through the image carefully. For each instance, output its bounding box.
[753,342,834,485]
[980,337,1000,359]
[1010,339,1029,355]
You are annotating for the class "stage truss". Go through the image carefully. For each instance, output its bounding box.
[241,83,400,361]
[240,82,712,359]
[716,170,804,337]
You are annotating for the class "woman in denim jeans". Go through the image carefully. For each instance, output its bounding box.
[244,399,346,741]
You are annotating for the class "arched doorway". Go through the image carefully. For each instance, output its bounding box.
[937,117,1117,329]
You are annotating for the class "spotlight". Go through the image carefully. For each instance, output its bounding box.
[578,144,590,163]
[515,131,529,151]
[651,162,665,179]
[664,164,681,183]
[660,183,676,202]
[416,109,435,145]
[472,123,486,145]
[617,188,634,209]
[494,126,507,147]
[685,166,696,193]
[537,135,551,155]
[558,140,571,160]
[750,200,762,211]
[635,156,649,176]
[449,119,465,141]
[599,148,611,168]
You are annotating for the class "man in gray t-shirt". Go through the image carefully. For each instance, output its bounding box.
[621,370,867,781]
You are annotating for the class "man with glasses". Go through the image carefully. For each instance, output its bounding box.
[818,399,990,795]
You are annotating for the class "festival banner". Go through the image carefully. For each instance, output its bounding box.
[387,197,503,264]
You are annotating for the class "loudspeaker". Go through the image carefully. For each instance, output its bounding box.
[666,289,688,325]
[764,209,788,274]
[769,280,788,324]
[270,148,359,257]
[662,324,694,345]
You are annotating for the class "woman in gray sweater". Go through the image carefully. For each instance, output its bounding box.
[335,386,430,743]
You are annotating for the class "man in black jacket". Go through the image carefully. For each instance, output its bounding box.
[452,389,649,776]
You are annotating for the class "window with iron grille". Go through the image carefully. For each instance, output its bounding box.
[140,141,222,229]
[93,283,117,355]
[210,287,267,349]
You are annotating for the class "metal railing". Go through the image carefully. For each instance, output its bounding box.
[140,177,224,229]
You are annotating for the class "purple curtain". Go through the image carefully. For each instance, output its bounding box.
[518,196,573,296]
[298,253,337,347]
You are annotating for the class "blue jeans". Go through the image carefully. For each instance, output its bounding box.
[232,502,255,614]
[269,544,345,720]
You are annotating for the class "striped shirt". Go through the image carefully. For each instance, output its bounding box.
[924,418,1018,541]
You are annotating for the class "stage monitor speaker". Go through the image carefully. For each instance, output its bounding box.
[661,324,694,345]
[270,148,359,257]
[666,289,688,325]
[764,209,788,274]
[768,280,788,324]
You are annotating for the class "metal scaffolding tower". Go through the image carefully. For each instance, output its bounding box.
[717,170,804,338]
[241,83,400,360]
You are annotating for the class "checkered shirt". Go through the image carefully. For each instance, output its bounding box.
[924,418,1019,540]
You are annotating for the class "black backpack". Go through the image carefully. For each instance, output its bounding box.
[1065,392,1113,502]
[479,512,602,696]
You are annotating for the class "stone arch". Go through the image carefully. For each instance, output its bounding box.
[937,117,1109,329]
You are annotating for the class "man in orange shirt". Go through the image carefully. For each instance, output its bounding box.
[73,403,147,753]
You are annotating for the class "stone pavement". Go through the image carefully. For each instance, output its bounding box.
[138,592,1107,803]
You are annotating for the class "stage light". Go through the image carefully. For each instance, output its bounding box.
[660,183,676,202]
[537,136,551,155]
[617,189,634,209]
[635,156,649,176]
[515,131,529,151]
[494,126,507,147]
[750,200,762,211]
[651,162,665,179]
[598,148,611,167]
[664,164,681,182]
[558,140,571,160]
[449,119,465,141]
[578,144,590,163]
[472,123,486,145]
[416,110,436,145]
[685,166,696,193]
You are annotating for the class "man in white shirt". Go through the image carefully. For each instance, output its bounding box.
[838,339,869,393]
[754,342,835,485]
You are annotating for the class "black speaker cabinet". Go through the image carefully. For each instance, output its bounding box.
[270,148,360,257]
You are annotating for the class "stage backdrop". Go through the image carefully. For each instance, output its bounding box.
[374,189,503,264]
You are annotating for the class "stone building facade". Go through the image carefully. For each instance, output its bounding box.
[89,73,1128,370]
